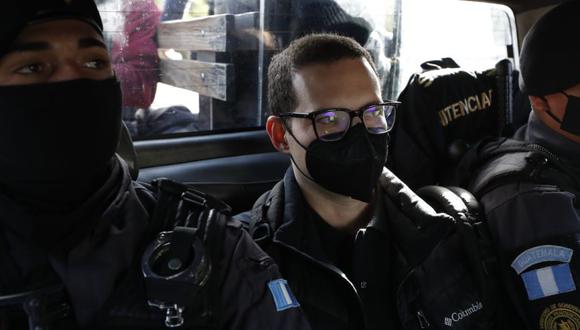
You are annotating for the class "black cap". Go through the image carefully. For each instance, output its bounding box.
[519,0,580,96]
[0,0,103,57]
[292,0,372,47]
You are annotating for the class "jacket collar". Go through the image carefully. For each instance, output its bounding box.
[269,167,455,268]
[520,111,580,167]
[272,167,387,264]
[273,167,330,263]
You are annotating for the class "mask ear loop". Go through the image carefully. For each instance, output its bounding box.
[280,119,317,183]
[541,95,565,125]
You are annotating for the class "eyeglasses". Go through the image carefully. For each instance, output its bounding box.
[278,102,399,142]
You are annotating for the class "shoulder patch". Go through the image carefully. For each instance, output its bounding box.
[268,279,300,312]
[521,264,576,300]
[511,245,573,274]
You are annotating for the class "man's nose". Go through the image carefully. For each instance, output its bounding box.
[351,116,363,126]
[48,61,84,82]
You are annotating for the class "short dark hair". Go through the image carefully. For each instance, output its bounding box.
[267,33,377,116]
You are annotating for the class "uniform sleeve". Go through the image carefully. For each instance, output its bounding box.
[218,225,312,330]
[481,183,580,328]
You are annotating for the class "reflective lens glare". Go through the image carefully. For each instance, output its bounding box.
[314,110,350,141]
[314,104,396,141]
[363,105,387,134]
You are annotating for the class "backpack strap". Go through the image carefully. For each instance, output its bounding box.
[148,178,232,234]
[247,181,285,249]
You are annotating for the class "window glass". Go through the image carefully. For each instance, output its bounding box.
[396,0,517,96]
[97,0,516,139]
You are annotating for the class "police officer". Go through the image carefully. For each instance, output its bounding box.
[0,1,310,329]
[460,1,580,328]
[236,33,503,330]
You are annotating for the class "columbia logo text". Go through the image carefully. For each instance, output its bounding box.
[443,301,483,327]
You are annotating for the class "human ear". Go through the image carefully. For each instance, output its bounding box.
[266,116,289,153]
[529,95,550,113]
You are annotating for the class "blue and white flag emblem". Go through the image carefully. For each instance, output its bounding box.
[268,279,300,311]
[521,263,576,300]
[511,245,577,300]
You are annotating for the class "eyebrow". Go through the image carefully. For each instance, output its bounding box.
[7,42,50,53]
[6,37,107,54]
[78,37,107,50]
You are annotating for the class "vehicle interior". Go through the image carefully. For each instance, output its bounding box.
[108,0,565,215]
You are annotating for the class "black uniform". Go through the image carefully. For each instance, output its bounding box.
[236,167,502,330]
[0,157,311,329]
[456,1,580,328]
[460,112,580,329]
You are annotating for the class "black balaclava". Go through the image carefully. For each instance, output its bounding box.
[0,78,122,210]
[289,124,388,203]
[0,1,124,250]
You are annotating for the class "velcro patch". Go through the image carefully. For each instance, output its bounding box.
[268,279,300,312]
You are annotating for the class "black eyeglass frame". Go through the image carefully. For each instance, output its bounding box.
[278,101,400,142]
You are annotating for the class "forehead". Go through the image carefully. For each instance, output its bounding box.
[12,19,103,44]
[291,57,380,108]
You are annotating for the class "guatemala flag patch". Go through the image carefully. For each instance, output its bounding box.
[512,245,577,300]
[521,263,576,300]
[268,279,300,311]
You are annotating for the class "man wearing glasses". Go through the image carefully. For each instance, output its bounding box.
[236,34,497,329]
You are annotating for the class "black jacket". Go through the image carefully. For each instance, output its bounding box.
[460,112,580,329]
[0,157,311,330]
[236,167,501,330]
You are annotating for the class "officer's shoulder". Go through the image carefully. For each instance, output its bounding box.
[225,218,271,266]
[130,180,159,212]
[481,181,573,214]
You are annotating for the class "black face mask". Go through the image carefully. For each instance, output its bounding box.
[0,78,122,209]
[560,93,580,136]
[290,124,388,202]
[546,92,580,136]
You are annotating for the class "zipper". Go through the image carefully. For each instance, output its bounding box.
[395,254,433,330]
[416,309,430,329]
[523,143,561,162]
[482,141,580,190]
[272,239,366,327]
[273,239,360,293]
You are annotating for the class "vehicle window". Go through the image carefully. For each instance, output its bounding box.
[97,0,516,140]
[396,1,517,96]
